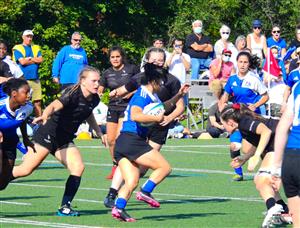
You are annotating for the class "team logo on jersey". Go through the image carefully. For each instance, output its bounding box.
[232,81,237,86]
[0,113,7,119]
[43,135,51,143]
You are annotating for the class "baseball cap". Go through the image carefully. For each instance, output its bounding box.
[222,48,232,55]
[252,20,262,27]
[23,30,34,36]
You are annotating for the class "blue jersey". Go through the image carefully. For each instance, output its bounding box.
[52,45,88,84]
[286,81,300,148]
[0,97,33,143]
[14,45,42,80]
[224,72,267,113]
[121,86,161,138]
[286,68,300,88]
[267,37,287,58]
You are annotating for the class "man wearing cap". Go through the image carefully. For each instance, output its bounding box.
[246,19,267,60]
[52,32,88,90]
[185,20,213,80]
[209,48,235,89]
[13,30,43,117]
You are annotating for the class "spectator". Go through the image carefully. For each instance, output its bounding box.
[140,38,169,71]
[52,32,88,90]
[214,25,237,62]
[206,82,227,138]
[235,35,247,52]
[247,20,267,61]
[267,25,287,57]
[288,24,300,50]
[13,30,43,117]
[185,20,213,80]
[209,48,235,88]
[289,47,300,72]
[0,40,23,79]
[166,38,191,84]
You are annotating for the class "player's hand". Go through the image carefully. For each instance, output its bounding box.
[179,83,191,96]
[248,104,256,112]
[33,115,48,125]
[247,155,260,172]
[271,175,281,191]
[160,115,173,126]
[100,134,107,147]
[23,138,36,153]
[53,78,59,84]
[156,111,165,123]
[109,89,118,98]
[230,155,246,168]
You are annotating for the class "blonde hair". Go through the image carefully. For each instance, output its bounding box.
[67,66,100,95]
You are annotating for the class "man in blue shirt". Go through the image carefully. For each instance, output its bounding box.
[13,30,43,117]
[52,32,88,90]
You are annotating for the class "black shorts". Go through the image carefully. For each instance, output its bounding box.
[2,142,17,160]
[147,124,169,145]
[33,126,75,155]
[282,148,300,198]
[106,108,125,123]
[114,132,153,163]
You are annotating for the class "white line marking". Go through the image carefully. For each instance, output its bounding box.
[0,201,31,206]
[10,183,261,203]
[77,144,228,149]
[162,149,226,155]
[0,218,102,228]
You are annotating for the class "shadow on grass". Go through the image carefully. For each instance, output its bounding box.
[0,195,50,201]
[141,212,226,221]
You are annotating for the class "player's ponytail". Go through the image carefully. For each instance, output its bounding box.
[143,62,167,85]
[2,78,28,95]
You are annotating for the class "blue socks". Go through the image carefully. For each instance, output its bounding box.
[115,197,127,209]
[234,167,243,176]
[141,179,156,193]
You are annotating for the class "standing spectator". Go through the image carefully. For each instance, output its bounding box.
[166,38,191,84]
[267,25,287,57]
[209,48,235,88]
[185,20,213,80]
[214,25,237,62]
[247,20,267,61]
[289,47,300,73]
[13,30,43,117]
[0,40,23,79]
[52,32,88,90]
[288,24,300,50]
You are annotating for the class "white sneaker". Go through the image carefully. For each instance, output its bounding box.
[262,204,284,228]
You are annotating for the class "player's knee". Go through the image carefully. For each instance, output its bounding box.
[254,175,270,190]
[107,138,116,147]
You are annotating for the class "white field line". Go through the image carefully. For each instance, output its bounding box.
[0,201,31,206]
[29,160,255,177]
[10,182,261,203]
[0,218,103,228]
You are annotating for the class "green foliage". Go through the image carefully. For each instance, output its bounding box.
[0,0,299,106]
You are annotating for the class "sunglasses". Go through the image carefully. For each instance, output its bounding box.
[224,54,231,57]
[222,32,230,34]
[272,30,280,34]
[174,44,183,48]
[73,39,81,42]
[253,27,261,30]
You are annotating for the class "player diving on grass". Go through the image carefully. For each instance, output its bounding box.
[220,103,292,227]
[11,66,106,216]
[110,62,190,222]
[0,78,34,191]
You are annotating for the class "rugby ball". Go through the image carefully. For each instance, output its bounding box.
[141,102,165,127]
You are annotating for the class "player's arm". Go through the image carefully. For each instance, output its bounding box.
[33,99,64,125]
[163,83,190,113]
[86,113,107,146]
[19,121,35,151]
[131,106,164,124]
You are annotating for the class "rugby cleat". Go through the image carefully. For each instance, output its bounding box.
[232,174,243,181]
[136,191,160,208]
[112,207,136,222]
[261,204,283,228]
[104,193,115,208]
[57,204,79,216]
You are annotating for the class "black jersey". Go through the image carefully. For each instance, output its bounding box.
[125,72,181,115]
[0,60,13,78]
[101,64,139,110]
[41,87,100,138]
[238,115,279,153]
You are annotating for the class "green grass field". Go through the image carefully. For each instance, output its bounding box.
[0,138,290,227]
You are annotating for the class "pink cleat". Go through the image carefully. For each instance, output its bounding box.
[112,207,136,222]
[136,191,160,208]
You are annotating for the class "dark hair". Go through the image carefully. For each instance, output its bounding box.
[220,103,264,123]
[153,38,164,44]
[0,40,7,49]
[144,47,166,62]
[108,46,127,64]
[236,51,261,70]
[143,63,167,85]
[172,38,184,46]
[2,78,29,95]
